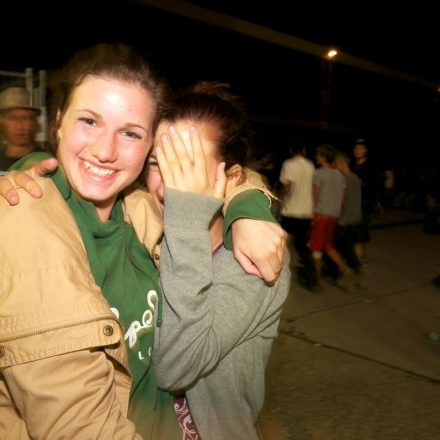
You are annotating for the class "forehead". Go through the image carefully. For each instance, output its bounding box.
[70,76,153,113]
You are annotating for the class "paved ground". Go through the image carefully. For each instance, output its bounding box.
[259,211,440,440]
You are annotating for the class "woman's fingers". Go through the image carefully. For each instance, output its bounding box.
[0,173,20,204]
[159,125,213,196]
[13,171,43,198]
[161,131,183,186]
[155,145,174,188]
[231,218,286,285]
[167,125,193,176]
[0,158,59,205]
[189,125,207,171]
[32,157,59,177]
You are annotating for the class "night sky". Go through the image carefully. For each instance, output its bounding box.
[2,1,439,182]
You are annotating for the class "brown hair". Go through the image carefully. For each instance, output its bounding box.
[47,43,169,148]
[163,81,253,171]
[316,143,338,164]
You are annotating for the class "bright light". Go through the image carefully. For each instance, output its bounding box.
[327,49,338,58]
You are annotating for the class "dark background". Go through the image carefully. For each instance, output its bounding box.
[2,0,439,194]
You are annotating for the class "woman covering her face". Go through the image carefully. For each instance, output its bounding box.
[145,82,291,440]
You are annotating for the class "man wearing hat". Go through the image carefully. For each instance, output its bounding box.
[0,86,41,173]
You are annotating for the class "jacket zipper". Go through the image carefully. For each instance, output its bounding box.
[0,314,119,343]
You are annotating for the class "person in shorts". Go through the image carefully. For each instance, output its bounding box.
[310,144,357,290]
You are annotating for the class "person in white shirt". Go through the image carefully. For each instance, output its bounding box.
[279,144,317,289]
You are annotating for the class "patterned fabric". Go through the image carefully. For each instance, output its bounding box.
[174,397,199,440]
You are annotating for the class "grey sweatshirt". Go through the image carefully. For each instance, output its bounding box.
[154,188,291,440]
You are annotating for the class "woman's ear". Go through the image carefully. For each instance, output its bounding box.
[225,164,244,192]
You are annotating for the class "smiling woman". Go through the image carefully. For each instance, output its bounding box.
[0,43,180,440]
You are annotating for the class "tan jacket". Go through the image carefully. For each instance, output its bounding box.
[0,178,142,440]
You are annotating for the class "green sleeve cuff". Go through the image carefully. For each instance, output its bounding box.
[9,151,54,171]
[223,189,278,250]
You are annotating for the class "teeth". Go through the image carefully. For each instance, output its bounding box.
[83,160,116,177]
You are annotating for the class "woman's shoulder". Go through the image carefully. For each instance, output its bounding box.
[1,178,81,247]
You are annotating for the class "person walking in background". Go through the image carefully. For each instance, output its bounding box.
[0,86,41,173]
[334,151,363,272]
[352,138,384,262]
[279,143,317,290]
[310,144,357,290]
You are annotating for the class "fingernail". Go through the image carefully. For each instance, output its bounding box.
[8,194,18,205]
[31,189,41,198]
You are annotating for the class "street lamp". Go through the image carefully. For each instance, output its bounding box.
[320,48,338,124]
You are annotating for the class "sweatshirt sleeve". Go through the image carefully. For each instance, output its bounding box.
[153,188,288,392]
[223,189,278,250]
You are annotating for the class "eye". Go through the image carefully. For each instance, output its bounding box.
[122,130,142,140]
[147,157,159,168]
[79,117,97,126]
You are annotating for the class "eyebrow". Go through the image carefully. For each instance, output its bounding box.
[76,108,148,133]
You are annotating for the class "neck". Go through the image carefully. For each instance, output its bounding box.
[92,196,117,222]
[96,204,114,222]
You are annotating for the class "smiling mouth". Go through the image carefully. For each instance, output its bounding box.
[83,160,116,177]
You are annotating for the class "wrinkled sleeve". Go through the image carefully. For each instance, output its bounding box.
[153,188,288,392]
[0,181,142,440]
[223,189,278,250]
[2,351,142,439]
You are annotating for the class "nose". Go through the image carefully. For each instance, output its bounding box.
[16,119,32,132]
[90,131,118,163]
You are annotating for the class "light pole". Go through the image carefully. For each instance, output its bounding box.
[320,48,338,125]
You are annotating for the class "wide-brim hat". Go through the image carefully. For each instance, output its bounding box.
[0,87,41,114]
